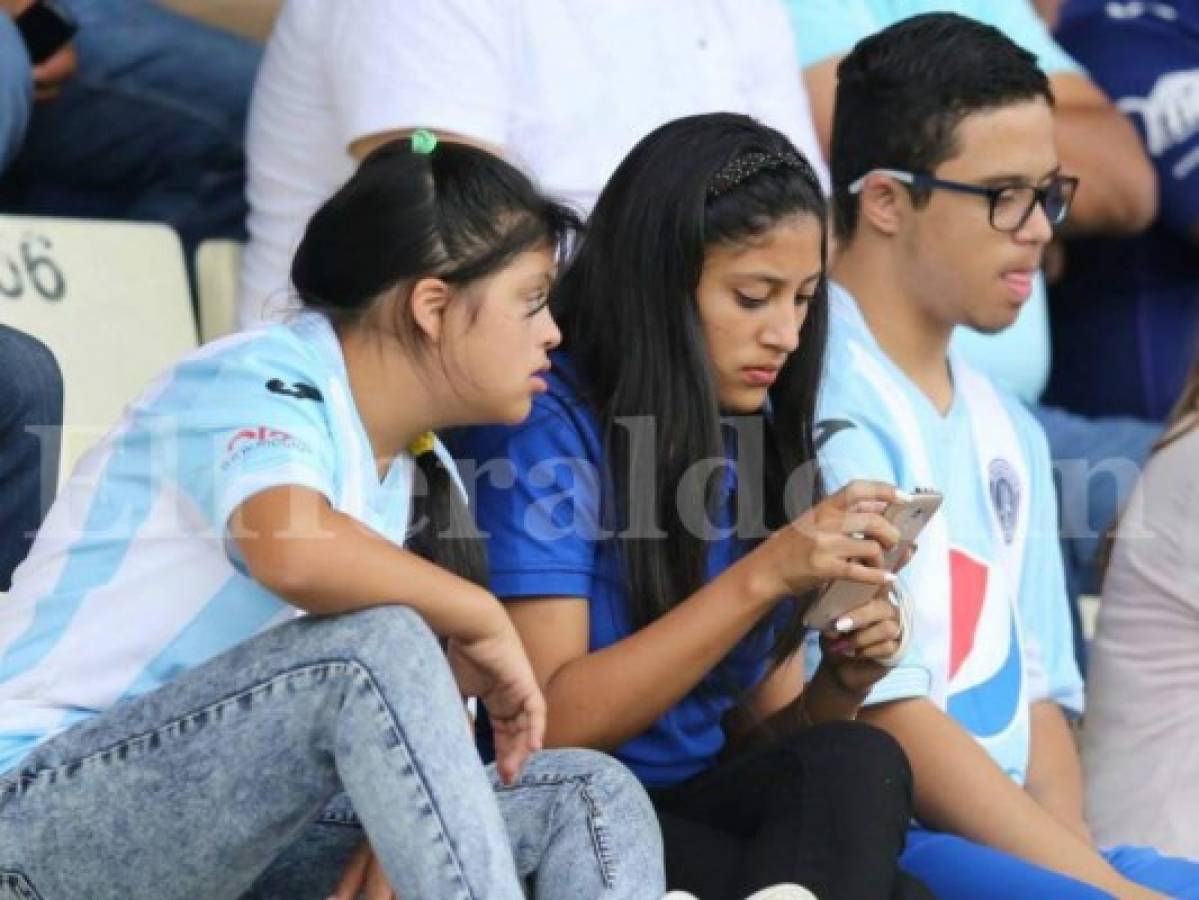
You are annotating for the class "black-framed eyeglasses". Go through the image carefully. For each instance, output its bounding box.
[848,168,1080,233]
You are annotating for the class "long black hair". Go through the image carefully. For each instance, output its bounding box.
[553,113,829,664]
[290,136,578,586]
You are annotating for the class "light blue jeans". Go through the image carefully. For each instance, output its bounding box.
[0,607,665,899]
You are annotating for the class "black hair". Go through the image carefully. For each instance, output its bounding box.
[291,136,578,585]
[553,112,828,666]
[831,12,1054,240]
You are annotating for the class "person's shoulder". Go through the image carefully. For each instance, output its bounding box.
[167,320,331,416]
[820,289,899,420]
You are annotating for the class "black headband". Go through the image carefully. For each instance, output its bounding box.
[707,150,820,199]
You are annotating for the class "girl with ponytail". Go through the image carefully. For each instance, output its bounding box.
[0,134,666,899]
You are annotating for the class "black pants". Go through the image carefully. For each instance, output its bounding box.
[650,720,933,900]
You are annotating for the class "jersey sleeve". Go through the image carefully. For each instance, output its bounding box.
[179,341,337,535]
[325,0,514,153]
[452,399,603,600]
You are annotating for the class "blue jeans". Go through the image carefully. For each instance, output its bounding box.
[0,326,62,590]
[0,16,31,173]
[1031,405,1159,669]
[0,607,665,899]
[0,0,260,262]
[902,827,1199,898]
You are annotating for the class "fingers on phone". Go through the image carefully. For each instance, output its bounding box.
[833,480,902,510]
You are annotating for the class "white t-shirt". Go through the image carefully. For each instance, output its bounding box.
[240,0,828,327]
[1083,424,1199,858]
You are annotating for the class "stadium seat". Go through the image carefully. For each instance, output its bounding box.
[196,239,244,344]
[0,214,197,487]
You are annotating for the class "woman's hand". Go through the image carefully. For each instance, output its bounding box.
[755,480,904,599]
[817,591,904,698]
[447,604,546,785]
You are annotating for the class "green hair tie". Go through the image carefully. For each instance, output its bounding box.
[410,129,438,155]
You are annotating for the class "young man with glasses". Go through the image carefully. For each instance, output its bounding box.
[786,0,1163,652]
[814,13,1199,898]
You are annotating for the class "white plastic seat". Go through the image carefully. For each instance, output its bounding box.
[0,214,197,487]
[195,238,244,344]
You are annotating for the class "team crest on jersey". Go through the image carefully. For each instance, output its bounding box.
[988,458,1021,545]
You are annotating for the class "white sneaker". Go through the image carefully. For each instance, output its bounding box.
[744,886,818,900]
[661,893,701,899]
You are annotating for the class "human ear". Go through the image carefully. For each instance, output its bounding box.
[858,174,906,237]
[408,277,453,343]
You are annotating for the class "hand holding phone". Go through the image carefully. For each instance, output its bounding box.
[802,488,942,632]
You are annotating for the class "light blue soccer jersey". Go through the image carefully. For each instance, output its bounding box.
[0,313,433,774]
[813,284,1084,784]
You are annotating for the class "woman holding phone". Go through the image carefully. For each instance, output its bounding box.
[453,114,929,900]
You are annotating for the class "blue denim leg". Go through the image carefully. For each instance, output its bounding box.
[1106,845,1199,898]
[3,0,260,259]
[1031,404,1159,670]
[0,607,528,900]
[246,750,666,899]
[0,326,62,590]
[901,828,1111,899]
[0,16,32,173]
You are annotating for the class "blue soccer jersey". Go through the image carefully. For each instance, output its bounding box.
[813,284,1084,784]
[0,313,441,774]
[453,353,779,789]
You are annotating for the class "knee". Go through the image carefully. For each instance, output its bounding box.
[819,720,911,784]
[779,720,913,803]
[530,749,657,822]
[304,605,445,672]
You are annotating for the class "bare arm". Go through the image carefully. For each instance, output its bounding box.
[506,481,904,750]
[233,485,504,640]
[508,556,790,752]
[860,698,1161,898]
[1050,72,1157,235]
[802,58,839,164]
[723,651,870,755]
[1025,700,1090,842]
